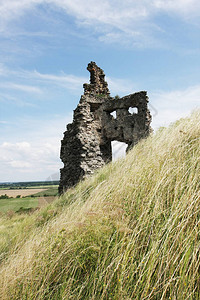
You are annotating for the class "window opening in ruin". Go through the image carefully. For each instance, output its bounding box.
[111,141,128,161]
[128,107,138,114]
[110,111,117,119]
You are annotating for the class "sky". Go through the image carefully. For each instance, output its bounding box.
[0,0,199,182]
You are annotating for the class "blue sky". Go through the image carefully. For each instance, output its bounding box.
[0,0,199,182]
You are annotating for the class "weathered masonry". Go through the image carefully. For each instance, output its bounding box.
[59,62,152,194]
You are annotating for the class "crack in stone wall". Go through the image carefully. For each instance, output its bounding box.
[59,62,152,194]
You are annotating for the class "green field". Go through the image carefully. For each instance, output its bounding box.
[31,187,58,197]
[0,186,58,213]
[0,197,38,213]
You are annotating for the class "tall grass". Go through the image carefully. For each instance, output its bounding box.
[0,110,199,299]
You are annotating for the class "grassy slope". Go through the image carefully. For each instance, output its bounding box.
[0,111,199,300]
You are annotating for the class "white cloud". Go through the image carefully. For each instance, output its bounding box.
[32,70,88,90]
[0,121,9,124]
[151,84,200,129]
[0,65,87,94]
[0,140,61,180]
[0,0,199,47]
[0,82,42,94]
[0,0,41,23]
[8,160,32,168]
[107,77,137,96]
[0,114,72,182]
[1,142,32,162]
[2,141,31,149]
[152,0,200,18]
[45,0,200,26]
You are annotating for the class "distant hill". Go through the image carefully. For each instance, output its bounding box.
[0,110,199,299]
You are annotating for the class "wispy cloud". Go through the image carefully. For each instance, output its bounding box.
[0,0,200,48]
[0,65,87,92]
[32,70,88,90]
[151,84,200,129]
[0,138,61,180]
[152,0,200,18]
[0,140,60,179]
[0,121,10,124]
[107,77,138,96]
[0,65,87,108]
[0,82,42,94]
[0,113,72,181]
[0,0,39,23]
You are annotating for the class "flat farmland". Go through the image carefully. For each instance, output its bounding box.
[0,189,48,197]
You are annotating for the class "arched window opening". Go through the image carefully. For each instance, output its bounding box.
[128,107,138,114]
[110,111,116,119]
[111,141,128,161]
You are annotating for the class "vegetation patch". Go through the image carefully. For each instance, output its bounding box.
[0,186,58,213]
[0,111,199,299]
[0,196,38,213]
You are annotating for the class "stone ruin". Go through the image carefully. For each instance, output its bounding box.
[59,62,152,194]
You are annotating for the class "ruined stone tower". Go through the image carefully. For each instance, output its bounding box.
[59,62,152,194]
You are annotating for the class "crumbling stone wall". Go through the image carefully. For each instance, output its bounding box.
[59,62,152,194]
